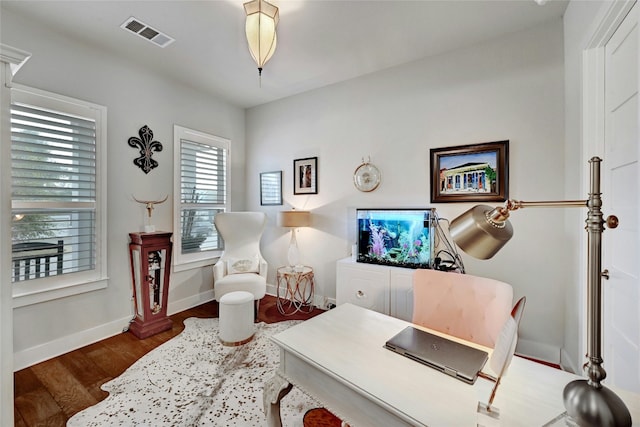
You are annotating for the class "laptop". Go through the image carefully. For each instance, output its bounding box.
[384,326,489,384]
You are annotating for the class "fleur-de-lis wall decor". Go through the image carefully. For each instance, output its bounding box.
[128,125,163,174]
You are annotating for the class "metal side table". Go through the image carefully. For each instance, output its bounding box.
[276,266,315,315]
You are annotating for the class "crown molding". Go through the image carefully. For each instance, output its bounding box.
[0,44,31,77]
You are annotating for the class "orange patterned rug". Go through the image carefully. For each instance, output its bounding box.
[303,408,343,426]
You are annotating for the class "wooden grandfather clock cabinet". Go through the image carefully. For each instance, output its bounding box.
[128,231,173,339]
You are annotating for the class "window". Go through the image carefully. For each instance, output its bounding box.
[10,86,107,305]
[173,125,229,269]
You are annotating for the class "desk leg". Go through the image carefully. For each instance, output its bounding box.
[263,372,293,427]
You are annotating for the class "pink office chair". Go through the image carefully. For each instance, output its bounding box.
[412,269,513,349]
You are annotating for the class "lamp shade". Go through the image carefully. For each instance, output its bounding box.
[449,205,513,260]
[278,210,310,228]
[244,0,279,75]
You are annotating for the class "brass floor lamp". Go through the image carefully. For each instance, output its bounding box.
[449,157,631,427]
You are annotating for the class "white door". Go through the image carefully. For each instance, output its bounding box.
[603,2,640,393]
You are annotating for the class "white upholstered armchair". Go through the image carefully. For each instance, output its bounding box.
[213,212,268,317]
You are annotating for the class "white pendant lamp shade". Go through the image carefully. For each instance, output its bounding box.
[244,0,279,76]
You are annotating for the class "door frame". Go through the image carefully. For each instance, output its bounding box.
[0,44,32,427]
[581,0,636,369]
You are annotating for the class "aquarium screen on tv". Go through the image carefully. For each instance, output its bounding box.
[356,208,435,269]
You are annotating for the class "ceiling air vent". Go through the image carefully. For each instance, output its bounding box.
[120,17,175,48]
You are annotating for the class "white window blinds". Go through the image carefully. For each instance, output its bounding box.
[180,140,226,205]
[174,125,230,267]
[11,101,97,282]
[180,140,225,254]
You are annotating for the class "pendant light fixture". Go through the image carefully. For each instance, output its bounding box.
[244,0,279,81]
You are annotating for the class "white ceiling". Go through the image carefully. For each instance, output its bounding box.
[2,0,569,109]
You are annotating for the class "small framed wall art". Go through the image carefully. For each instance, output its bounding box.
[430,140,509,203]
[260,171,283,206]
[293,157,318,195]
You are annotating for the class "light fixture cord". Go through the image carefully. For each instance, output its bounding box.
[434,213,465,273]
[257,3,263,88]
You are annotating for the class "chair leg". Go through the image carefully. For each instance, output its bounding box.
[255,299,260,322]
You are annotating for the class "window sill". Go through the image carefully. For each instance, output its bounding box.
[173,257,218,273]
[13,277,108,308]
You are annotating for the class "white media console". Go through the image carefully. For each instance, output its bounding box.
[335,257,415,321]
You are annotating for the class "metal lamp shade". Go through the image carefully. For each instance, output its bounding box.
[278,210,310,228]
[449,205,513,260]
[244,0,279,73]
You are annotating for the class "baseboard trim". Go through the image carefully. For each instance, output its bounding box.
[13,315,131,372]
[14,289,217,371]
[516,338,561,366]
[559,347,578,374]
[265,283,278,299]
[265,284,332,310]
[167,289,215,315]
[15,289,560,373]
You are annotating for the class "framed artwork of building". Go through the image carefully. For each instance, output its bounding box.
[430,140,509,203]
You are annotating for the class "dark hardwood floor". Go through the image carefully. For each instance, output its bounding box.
[13,295,325,427]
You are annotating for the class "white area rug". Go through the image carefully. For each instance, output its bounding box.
[67,318,320,426]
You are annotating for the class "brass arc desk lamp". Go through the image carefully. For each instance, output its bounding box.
[449,157,631,427]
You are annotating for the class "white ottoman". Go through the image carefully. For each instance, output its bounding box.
[219,291,255,346]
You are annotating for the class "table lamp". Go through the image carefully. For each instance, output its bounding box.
[449,157,631,427]
[278,210,310,271]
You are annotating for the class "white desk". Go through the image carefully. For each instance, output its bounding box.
[264,303,640,427]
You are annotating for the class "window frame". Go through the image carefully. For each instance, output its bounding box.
[173,125,230,271]
[10,84,108,307]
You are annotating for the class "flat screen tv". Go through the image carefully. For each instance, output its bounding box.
[356,208,435,269]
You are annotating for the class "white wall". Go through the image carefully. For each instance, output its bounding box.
[1,6,576,368]
[246,20,567,363]
[1,8,246,369]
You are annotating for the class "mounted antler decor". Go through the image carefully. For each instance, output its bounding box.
[128,125,163,174]
[132,194,169,232]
